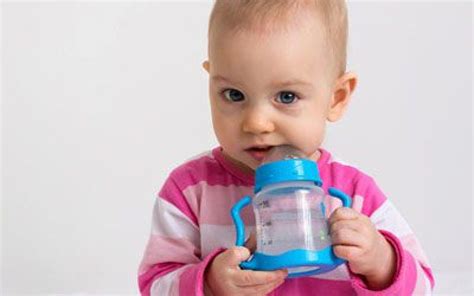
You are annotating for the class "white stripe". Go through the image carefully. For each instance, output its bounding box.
[150,266,187,296]
[152,197,200,246]
[201,224,255,258]
[370,200,413,237]
[424,274,432,296]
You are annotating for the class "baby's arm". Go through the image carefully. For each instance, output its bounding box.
[137,175,223,296]
[365,199,435,294]
[138,174,285,296]
[340,176,435,295]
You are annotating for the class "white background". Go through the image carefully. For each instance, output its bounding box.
[1,1,472,295]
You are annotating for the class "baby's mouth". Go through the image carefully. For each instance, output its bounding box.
[245,146,274,161]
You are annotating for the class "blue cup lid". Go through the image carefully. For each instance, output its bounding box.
[254,158,322,193]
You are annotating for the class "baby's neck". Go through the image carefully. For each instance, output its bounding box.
[308,149,321,163]
[221,150,255,175]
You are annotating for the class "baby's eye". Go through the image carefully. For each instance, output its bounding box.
[276,91,298,104]
[223,89,245,102]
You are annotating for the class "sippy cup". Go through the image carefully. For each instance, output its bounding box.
[230,145,352,278]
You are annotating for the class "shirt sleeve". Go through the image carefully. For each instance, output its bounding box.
[350,176,435,295]
[137,174,224,296]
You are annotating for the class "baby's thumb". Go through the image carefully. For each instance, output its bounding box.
[225,246,251,267]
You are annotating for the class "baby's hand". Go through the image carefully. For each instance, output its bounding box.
[204,239,287,296]
[328,207,396,290]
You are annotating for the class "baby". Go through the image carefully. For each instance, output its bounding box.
[138,1,434,295]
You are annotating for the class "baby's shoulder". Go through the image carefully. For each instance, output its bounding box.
[167,149,224,186]
[321,150,376,186]
[322,150,387,215]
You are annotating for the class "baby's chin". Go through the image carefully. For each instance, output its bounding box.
[221,149,256,173]
[236,157,259,173]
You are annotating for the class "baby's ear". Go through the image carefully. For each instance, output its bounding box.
[327,72,358,122]
[202,60,210,73]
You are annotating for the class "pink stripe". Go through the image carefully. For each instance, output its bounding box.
[421,264,435,290]
[274,277,354,295]
[181,164,369,225]
[181,182,203,222]
[159,178,199,226]
[404,235,436,292]
[183,183,254,225]
[399,234,434,288]
[320,161,360,195]
[175,150,253,189]
[400,234,435,289]
[212,147,255,184]
[358,230,417,295]
[159,150,254,226]
[403,250,419,293]
[179,248,226,296]
[165,147,385,227]
[400,234,430,267]
[355,176,386,216]
[138,262,183,296]
[320,160,385,217]
[139,234,201,275]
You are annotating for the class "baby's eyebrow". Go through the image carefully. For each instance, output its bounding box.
[211,75,246,90]
[212,75,313,89]
[271,79,313,89]
[211,75,232,83]
[211,75,227,81]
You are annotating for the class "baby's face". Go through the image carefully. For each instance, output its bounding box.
[205,17,339,172]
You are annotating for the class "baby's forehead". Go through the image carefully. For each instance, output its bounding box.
[208,6,330,59]
[208,0,348,78]
[209,26,333,88]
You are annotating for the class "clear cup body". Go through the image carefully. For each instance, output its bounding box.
[253,181,331,256]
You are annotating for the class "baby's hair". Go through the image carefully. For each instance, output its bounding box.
[208,0,348,78]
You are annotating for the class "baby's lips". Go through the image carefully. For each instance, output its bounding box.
[245,145,274,151]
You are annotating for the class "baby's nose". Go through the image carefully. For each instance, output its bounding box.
[242,107,275,135]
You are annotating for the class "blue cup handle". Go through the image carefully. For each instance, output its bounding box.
[328,187,352,208]
[231,195,252,246]
[327,187,352,263]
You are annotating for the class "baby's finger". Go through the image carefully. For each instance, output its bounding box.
[329,219,361,235]
[234,269,287,287]
[328,207,359,224]
[333,244,362,261]
[331,227,366,247]
[222,246,251,267]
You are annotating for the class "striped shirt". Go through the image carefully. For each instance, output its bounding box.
[138,147,434,295]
